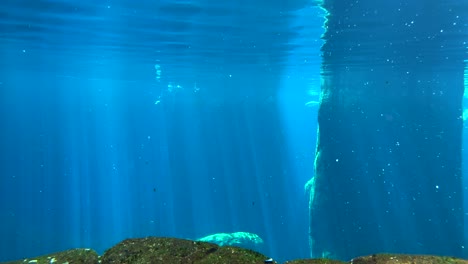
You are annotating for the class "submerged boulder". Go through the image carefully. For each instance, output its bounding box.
[2,240,468,264]
[350,254,468,264]
[285,259,346,264]
[1,248,98,264]
[100,236,272,264]
[284,254,468,264]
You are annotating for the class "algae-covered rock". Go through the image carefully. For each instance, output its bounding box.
[350,253,468,264]
[283,254,468,264]
[197,246,274,264]
[101,237,214,263]
[285,259,346,264]
[5,238,466,264]
[100,236,274,264]
[1,248,99,264]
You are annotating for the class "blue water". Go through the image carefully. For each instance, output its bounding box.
[0,0,323,262]
[0,0,466,263]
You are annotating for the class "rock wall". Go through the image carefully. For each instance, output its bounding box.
[309,0,466,260]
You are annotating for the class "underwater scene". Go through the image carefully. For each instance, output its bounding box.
[0,0,467,263]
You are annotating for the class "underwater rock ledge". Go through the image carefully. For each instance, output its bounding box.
[1,237,468,264]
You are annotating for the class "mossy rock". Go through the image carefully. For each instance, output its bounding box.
[4,239,467,264]
[196,246,272,264]
[285,259,346,264]
[350,253,468,264]
[1,248,99,264]
[100,237,273,264]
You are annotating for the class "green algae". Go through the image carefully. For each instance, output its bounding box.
[2,238,468,264]
[197,246,271,264]
[350,253,468,264]
[1,248,98,264]
[285,259,346,264]
[100,237,274,264]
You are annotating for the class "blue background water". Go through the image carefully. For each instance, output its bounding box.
[0,0,466,262]
[0,0,323,262]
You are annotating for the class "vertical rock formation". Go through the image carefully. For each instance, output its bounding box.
[309,0,466,260]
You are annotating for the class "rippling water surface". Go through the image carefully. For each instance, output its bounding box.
[0,0,324,85]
